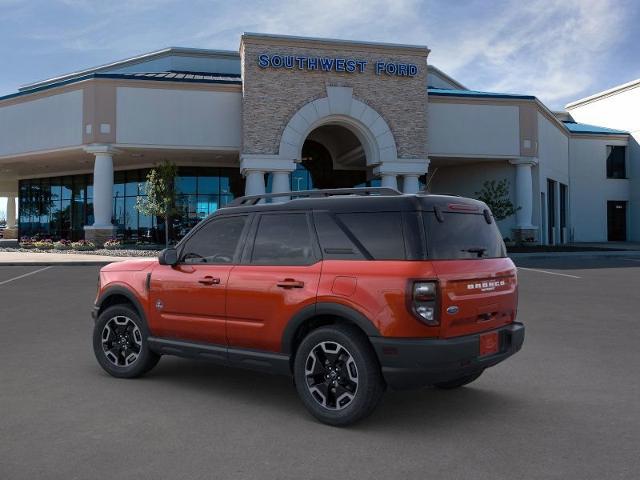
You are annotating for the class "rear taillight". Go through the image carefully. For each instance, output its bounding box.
[411,281,439,326]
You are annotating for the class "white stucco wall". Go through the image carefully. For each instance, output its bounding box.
[0,90,83,157]
[536,113,570,243]
[429,161,517,239]
[568,137,630,242]
[428,102,520,157]
[116,87,242,149]
[567,85,639,241]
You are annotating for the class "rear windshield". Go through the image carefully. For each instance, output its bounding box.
[423,212,506,260]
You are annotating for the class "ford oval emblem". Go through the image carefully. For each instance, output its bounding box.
[447,306,459,315]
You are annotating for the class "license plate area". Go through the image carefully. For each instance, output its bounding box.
[479,331,499,356]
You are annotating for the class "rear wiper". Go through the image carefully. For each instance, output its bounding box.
[461,247,487,258]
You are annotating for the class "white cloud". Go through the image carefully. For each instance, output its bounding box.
[4,0,635,108]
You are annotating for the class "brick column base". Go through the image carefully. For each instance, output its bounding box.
[2,227,18,240]
[84,226,116,247]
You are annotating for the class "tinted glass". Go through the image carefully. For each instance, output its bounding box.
[252,214,314,265]
[314,212,365,260]
[336,212,405,260]
[181,215,247,264]
[424,212,506,259]
[606,146,626,179]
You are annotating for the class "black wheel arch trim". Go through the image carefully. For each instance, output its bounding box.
[281,302,380,355]
[95,285,147,324]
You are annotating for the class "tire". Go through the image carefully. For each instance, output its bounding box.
[93,304,160,378]
[434,370,483,390]
[294,324,385,427]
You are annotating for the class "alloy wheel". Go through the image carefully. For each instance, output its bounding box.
[101,316,143,367]
[304,341,359,410]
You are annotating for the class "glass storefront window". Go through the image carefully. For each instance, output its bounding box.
[18,166,244,243]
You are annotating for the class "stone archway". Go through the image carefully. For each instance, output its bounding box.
[278,86,398,167]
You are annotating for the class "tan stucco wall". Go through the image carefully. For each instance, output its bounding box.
[240,35,429,159]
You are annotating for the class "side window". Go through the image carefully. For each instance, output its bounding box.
[606,146,626,179]
[180,215,247,264]
[336,212,406,260]
[251,213,314,265]
[314,212,365,260]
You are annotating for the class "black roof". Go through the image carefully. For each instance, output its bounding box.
[219,192,489,216]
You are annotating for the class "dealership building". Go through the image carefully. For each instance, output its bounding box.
[0,33,637,245]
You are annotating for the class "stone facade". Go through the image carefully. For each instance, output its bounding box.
[240,34,429,161]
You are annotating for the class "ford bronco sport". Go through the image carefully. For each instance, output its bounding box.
[92,188,524,426]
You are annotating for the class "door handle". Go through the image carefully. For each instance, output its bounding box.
[277,278,305,289]
[198,276,221,285]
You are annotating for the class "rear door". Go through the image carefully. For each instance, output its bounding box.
[149,214,249,345]
[226,212,322,352]
[423,211,517,338]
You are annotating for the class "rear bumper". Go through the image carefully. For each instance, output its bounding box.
[370,323,525,390]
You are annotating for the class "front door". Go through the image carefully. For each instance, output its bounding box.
[226,212,322,352]
[607,201,627,241]
[149,214,249,345]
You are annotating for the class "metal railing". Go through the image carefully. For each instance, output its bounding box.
[226,187,402,207]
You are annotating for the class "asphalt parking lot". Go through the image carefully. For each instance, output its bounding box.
[1,257,639,479]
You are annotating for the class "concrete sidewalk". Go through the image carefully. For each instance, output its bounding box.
[0,251,132,265]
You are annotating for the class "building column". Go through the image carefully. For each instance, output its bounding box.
[84,145,117,246]
[380,173,398,190]
[509,157,538,242]
[270,171,291,202]
[6,195,16,229]
[374,159,429,194]
[244,170,266,196]
[2,194,18,240]
[240,154,296,199]
[401,174,421,194]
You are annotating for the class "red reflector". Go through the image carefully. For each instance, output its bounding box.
[447,203,478,212]
[479,331,499,356]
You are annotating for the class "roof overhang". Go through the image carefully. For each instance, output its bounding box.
[565,78,640,109]
[19,47,240,93]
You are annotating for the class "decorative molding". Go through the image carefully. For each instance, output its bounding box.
[278,85,398,166]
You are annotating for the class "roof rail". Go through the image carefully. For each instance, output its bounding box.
[226,187,402,207]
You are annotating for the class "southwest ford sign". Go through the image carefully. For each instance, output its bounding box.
[257,54,418,77]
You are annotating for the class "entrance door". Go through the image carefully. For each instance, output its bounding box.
[148,214,249,345]
[607,201,627,241]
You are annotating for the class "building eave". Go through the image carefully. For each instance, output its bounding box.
[565,78,640,109]
[19,47,240,93]
[1,73,242,105]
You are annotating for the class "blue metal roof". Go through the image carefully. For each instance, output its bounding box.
[562,121,628,135]
[0,71,242,102]
[428,87,535,100]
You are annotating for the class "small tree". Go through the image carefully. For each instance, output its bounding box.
[474,179,520,222]
[136,161,178,248]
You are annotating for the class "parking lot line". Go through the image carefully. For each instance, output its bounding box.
[0,266,52,286]
[517,267,581,279]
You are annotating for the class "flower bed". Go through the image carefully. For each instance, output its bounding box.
[70,240,96,251]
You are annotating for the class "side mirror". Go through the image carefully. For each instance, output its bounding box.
[158,247,178,266]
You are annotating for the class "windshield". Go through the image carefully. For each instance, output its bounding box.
[423,212,506,260]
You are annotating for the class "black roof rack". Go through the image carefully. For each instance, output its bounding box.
[226,187,402,207]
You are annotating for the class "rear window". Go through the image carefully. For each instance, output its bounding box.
[423,212,506,260]
[336,212,406,260]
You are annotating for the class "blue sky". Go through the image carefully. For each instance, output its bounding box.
[1,0,639,108]
[1,0,639,218]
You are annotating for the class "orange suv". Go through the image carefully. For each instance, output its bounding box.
[92,188,524,426]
